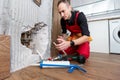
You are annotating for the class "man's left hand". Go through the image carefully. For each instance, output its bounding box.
[56,38,70,51]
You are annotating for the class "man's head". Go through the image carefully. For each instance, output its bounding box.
[57,0,72,20]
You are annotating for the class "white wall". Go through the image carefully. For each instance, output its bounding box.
[73,0,114,15]
[0,0,53,72]
[71,0,104,7]
[89,20,109,53]
[72,0,120,15]
[114,0,120,9]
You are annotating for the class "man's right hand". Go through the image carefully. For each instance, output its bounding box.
[57,35,64,43]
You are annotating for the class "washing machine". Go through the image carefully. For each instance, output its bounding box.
[109,19,120,54]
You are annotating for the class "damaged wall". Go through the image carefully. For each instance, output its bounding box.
[0,0,53,72]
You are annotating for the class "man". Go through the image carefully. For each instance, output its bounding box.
[55,0,91,64]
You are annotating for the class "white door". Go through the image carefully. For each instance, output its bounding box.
[89,20,109,53]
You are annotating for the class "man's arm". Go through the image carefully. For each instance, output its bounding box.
[72,12,90,46]
[72,35,89,46]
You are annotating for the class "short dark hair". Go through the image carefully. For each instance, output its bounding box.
[57,0,70,7]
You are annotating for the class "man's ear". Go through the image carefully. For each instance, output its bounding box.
[69,5,72,11]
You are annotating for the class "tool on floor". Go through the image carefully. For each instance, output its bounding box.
[31,61,87,73]
[48,54,67,61]
[67,56,78,61]
[52,42,68,61]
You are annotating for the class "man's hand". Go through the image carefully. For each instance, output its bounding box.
[55,38,70,51]
[57,35,64,43]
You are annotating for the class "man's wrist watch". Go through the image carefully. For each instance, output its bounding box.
[70,40,75,46]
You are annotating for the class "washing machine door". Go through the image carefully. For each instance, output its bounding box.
[113,26,120,44]
[109,19,120,54]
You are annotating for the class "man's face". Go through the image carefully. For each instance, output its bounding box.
[58,2,71,20]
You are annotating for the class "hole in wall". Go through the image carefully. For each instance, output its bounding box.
[21,30,32,47]
[21,22,47,54]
